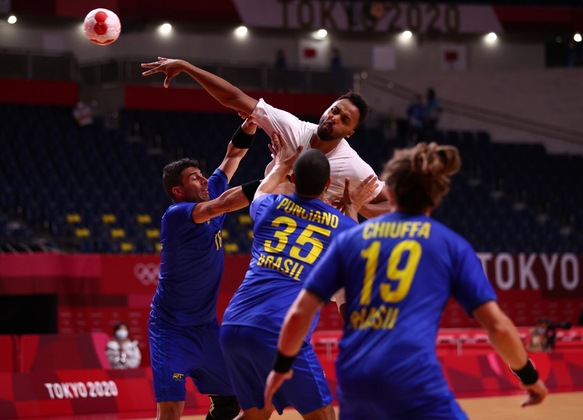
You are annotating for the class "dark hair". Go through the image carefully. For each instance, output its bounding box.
[338,91,369,127]
[113,322,127,334]
[293,149,330,196]
[382,142,461,213]
[162,158,200,201]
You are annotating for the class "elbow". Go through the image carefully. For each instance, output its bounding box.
[486,315,516,342]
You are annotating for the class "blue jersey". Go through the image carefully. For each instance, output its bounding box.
[151,169,228,326]
[304,212,497,401]
[222,193,358,338]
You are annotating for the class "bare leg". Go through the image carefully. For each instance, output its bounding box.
[156,401,185,420]
[302,404,335,420]
[235,406,274,420]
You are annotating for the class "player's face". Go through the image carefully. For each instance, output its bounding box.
[179,167,209,202]
[317,99,360,141]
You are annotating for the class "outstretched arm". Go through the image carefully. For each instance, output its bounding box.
[218,117,257,182]
[141,57,258,115]
[264,290,324,405]
[473,301,548,407]
[191,184,255,224]
[192,130,299,224]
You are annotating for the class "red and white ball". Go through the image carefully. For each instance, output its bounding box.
[83,8,121,46]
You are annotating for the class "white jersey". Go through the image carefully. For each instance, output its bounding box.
[251,98,384,201]
[105,339,142,369]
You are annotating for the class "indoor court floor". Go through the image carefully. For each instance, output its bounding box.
[28,391,580,420]
[178,391,583,420]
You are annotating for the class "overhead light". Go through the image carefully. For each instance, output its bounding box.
[7,15,17,24]
[574,33,582,43]
[234,26,248,38]
[158,23,172,36]
[401,30,412,40]
[485,32,498,43]
[315,29,328,39]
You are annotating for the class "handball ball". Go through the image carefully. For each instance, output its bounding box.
[83,8,121,46]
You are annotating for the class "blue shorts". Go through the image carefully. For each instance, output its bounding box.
[220,325,333,415]
[149,313,234,402]
[337,388,468,420]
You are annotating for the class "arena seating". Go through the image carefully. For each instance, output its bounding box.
[0,103,581,254]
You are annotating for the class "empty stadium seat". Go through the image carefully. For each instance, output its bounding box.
[1,104,580,254]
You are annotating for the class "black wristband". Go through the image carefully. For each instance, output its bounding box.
[512,359,539,385]
[273,350,296,373]
[231,126,256,149]
[241,179,262,203]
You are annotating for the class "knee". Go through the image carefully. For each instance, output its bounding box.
[206,395,241,420]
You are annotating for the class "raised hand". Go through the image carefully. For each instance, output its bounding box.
[269,131,302,170]
[347,174,378,210]
[141,57,186,88]
[333,175,378,220]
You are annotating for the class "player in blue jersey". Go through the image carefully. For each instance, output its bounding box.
[149,118,270,420]
[219,146,377,420]
[265,142,548,419]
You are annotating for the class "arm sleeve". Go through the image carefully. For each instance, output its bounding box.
[451,239,498,316]
[250,194,273,221]
[251,99,308,149]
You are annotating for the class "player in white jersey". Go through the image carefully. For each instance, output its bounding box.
[141,57,389,219]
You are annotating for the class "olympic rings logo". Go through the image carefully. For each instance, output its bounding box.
[133,262,159,286]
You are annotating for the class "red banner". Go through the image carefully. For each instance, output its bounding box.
[1,336,582,418]
[0,253,581,330]
[477,253,583,298]
[0,368,209,418]
[100,255,160,295]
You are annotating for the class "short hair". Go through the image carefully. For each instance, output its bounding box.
[113,322,127,334]
[338,91,369,127]
[162,158,200,201]
[382,142,461,213]
[293,149,330,196]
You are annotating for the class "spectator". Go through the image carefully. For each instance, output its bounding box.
[274,49,289,92]
[105,322,141,369]
[527,318,548,352]
[330,47,343,70]
[330,47,352,92]
[275,49,288,70]
[72,100,94,127]
[406,94,425,144]
[424,88,442,132]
